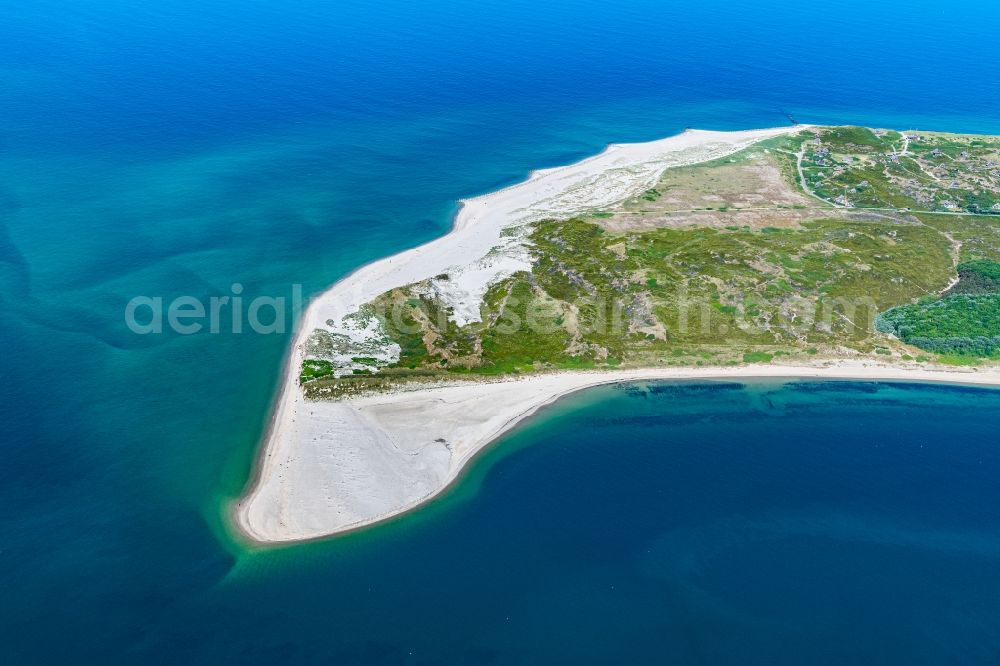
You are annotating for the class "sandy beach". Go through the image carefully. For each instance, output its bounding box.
[231,124,1000,545]
[235,361,1000,544]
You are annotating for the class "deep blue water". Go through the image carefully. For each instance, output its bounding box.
[2,0,1000,662]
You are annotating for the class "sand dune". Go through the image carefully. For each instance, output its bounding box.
[231,125,973,544]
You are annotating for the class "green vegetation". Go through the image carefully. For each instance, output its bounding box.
[876,295,1000,356]
[301,126,1000,397]
[876,258,1000,357]
[948,260,1000,295]
[328,213,954,380]
[300,359,334,382]
[796,127,1000,215]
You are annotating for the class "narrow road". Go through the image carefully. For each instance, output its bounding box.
[788,148,842,208]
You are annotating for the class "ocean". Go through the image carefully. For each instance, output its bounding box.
[2,0,999,662]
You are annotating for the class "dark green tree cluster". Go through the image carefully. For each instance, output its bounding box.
[947,260,1000,295]
[878,259,1000,356]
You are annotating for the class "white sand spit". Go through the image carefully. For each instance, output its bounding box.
[235,126,1000,545]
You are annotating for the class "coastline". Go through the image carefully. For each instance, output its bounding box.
[233,362,1000,545]
[231,123,1000,546]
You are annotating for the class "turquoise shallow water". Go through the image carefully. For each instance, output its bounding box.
[17,379,1000,663]
[2,0,1000,662]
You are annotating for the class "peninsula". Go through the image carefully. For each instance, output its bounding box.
[235,126,1000,544]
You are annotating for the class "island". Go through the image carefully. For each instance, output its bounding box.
[234,126,1000,544]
